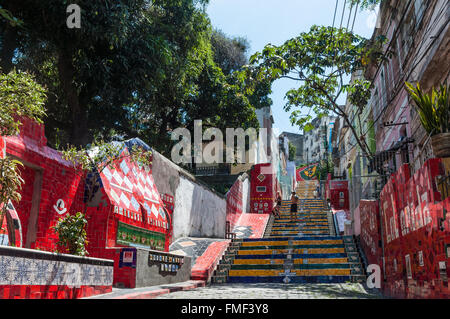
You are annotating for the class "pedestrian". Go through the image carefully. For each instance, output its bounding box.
[290,191,298,221]
[274,192,282,218]
[271,201,280,218]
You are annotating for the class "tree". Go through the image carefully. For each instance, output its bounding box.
[0,4,23,73]
[211,29,249,76]
[3,1,263,159]
[3,0,190,147]
[125,22,263,155]
[239,25,387,159]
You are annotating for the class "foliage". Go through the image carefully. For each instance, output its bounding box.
[0,158,24,235]
[405,82,450,135]
[348,0,381,10]
[52,212,88,256]
[0,70,46,136]
[0,6,22,26]
[2,1,264,155]
[0,158,23,204]
[239,25,376,158]
[211,29,249,76]
[288,142,296,161]
[347,78,372,111]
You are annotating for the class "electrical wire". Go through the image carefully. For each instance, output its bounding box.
[345,1,449,156]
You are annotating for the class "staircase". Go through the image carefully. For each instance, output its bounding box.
[211,180,366,284]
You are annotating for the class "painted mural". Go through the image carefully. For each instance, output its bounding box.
[296,163,319,181]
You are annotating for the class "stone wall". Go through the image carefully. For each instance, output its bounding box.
[134,248,191,288]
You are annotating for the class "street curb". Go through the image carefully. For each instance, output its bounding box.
[111,281,206,299]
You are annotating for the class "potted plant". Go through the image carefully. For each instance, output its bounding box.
[405,82,450,157]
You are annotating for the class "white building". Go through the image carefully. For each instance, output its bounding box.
[303,115,336,164]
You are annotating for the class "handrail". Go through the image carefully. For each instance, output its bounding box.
[332,210,340,236]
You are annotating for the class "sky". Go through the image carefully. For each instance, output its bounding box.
[206,0,378,136]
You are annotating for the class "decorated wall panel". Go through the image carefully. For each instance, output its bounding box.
[378,158,450,298]
[226,177,244,230]
[250,164,275,214]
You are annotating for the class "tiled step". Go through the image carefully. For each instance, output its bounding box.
[240,236,342,241]
[227,275,357,284]
[236,248,346,255]
[238,243,345,250]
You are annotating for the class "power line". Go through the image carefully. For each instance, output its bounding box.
[344,1,449,154]
[376,1,449,122]
[346,2,354,30]
[350,1,360,32]
[364,4,449,138]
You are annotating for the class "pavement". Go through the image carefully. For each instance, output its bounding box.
[155,282,386,299]
[84,280,206,299]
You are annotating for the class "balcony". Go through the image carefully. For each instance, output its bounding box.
[186,163,231,176]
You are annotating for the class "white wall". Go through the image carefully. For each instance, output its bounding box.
[173,176,226,239]
[152,151,227,241]
[241,174,251,214]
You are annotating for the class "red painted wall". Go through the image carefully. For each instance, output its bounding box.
[161,193,174,245]
[359,200,383,285]
[226,177,244,230]
[0,285,111,299]
[378,159,450,298]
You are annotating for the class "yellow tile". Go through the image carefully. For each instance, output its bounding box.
[233,259,284,265]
